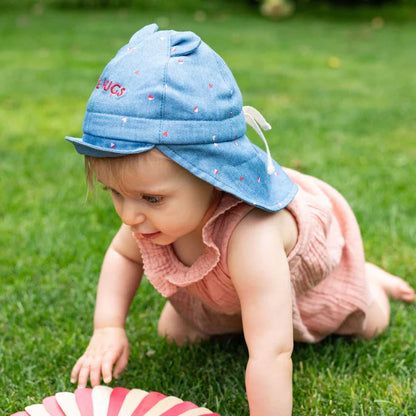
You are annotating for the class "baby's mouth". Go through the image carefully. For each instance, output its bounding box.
[138,231,161,240]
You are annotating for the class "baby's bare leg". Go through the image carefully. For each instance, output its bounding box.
[158,301,209,345]
[357,262,415,340]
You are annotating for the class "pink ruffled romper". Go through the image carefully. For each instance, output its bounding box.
[135,168,370,342]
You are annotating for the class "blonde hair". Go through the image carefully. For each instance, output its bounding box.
[84,149,172,192]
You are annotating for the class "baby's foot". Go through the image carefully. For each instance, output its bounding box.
[365,262,415,302]
[387,277,415,302]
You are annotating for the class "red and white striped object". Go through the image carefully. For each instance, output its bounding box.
[11,386,220,416]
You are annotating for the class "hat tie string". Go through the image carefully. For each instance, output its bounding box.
[243,106,275,175]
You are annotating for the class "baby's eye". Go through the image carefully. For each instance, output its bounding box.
[142,195,163,204]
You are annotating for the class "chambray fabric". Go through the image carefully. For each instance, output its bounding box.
[66,23,298,211]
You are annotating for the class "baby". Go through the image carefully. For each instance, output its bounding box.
[66,24,414,415]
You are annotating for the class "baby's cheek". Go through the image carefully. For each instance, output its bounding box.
[113,203,124,220]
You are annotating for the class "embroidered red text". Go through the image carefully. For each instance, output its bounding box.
[95,79,126,97]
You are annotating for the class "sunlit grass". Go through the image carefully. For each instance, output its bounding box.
[1,5,415,415]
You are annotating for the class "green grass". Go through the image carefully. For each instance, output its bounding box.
[1,4,415,415]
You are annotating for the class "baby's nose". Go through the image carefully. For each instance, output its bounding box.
[120,201,146,226]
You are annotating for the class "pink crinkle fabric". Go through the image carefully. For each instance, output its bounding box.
[135,168,370,342]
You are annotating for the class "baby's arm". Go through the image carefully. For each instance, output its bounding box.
[228,209,295,416]
[71,224,143,387]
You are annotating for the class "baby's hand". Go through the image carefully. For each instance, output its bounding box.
[71,327,130,388]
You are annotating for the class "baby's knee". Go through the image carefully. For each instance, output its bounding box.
[358,299,390,340]
[158,301,180,342]
[158,301,208,345]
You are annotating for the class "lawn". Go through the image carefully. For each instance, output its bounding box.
[0,3,415,415]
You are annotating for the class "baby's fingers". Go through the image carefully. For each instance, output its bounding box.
[71,357,84,385]
[113,347,130,380]
[72,356,101,388]
[101,351,118,384]
[101,348,127,384]
[70,367,79,384]
[89,358,103,387]
[77,363,92,388]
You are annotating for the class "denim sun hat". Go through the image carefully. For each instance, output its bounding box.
[66,23,298,211]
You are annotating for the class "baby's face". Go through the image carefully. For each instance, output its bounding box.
[95,149,217,246]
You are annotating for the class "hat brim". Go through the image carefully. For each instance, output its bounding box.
[158,135,298,212]
[65,133,297,212]
[65,134,155,157]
